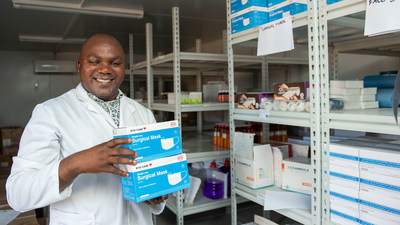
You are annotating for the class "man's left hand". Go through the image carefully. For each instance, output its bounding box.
[144,195,168,205]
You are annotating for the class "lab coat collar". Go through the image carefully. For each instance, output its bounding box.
[75,83,137,128]
[75,83,125,128]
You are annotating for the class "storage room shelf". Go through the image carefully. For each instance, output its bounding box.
[329,108,400,135]
[166,194,248,217]
[151,103,229,113]
[326,0,365,21]
[233,109,311,128]
[235,185,311,225]
[182,132,229,163]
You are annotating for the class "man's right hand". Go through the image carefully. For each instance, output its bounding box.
[58,138,137,192]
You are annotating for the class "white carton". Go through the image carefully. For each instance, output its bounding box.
[360,202,400,225]
[272,147,283,188]
[120,154,190,203]
[329,164,359,190]
[330,202,360,225]
[281,157,312,194]
[359,146,400,178]
[360,170,400,210]
[330,183,360,220]
[329,143,359,171]
[234,144,274,189]
[168,92,189,104]
[189,92,202,104]
[114,120,181,163]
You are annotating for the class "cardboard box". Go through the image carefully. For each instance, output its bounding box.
[359,201,400,225]
[273,82,309,101]
[281,157,312,194]
[120,153,190,203]
[231,0,268,14]
[269,0,307,22]
[359,147,400,178]
[1,127,23,155]
[360,171,400,210]
[167,92,189,104]
[114,120,182,163]
[329,143,359,172]
[189,92,202,104]
[234,144,274,189]
[330,209,360,225]
[231,6,269,34]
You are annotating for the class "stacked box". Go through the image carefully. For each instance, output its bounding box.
[327,0,343,4]
[269,0,308,22]
[330,80,378,110]
[231,0,268,14]
[231,6,269,34]
[0,127,23,156]
[114,120,191,202]
[281,157,312,194]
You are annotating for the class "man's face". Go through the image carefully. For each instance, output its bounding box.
[77,36,125,101]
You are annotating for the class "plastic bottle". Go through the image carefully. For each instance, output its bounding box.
[213,125,218,146]
[218,160,231,197]
[203,162,224,200]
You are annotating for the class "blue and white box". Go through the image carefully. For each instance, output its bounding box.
[268,0,307,22]
[231,6,269,34]
[120,153,191,203]
[231,0,268,14]
[114,120,181,163]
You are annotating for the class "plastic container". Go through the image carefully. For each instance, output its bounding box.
[203,162,224,200]
[218,160,231,197]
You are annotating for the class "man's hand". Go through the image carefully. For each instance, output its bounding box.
[59,138,136,191]
[144,195,168,205]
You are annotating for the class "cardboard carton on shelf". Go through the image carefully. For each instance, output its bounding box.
[1,126,23,156]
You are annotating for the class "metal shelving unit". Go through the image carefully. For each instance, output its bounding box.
[320,0,400,224]
[226,1,320,225]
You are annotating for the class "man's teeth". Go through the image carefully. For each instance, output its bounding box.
[96,79,111,83]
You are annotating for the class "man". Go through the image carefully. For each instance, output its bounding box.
[6,33,167,224]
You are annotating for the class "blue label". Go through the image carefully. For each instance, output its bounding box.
[231,10,269,34]
[360,157,400,169]
[360,199,400,215]
[231,0,268,13]
[360,178,400,192]
[121,158,190,202]
[115,127,182,163]
[330,191,359,203]
[330,209,360,223]
[330,171,360,182]
[330,152,359,161]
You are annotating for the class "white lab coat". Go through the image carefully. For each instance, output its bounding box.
[6,83,165,225]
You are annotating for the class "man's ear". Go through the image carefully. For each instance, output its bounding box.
[77,61,81,73]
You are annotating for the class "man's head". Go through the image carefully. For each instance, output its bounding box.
[78,34,125,101]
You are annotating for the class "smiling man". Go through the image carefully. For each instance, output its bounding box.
[6,34,167,225]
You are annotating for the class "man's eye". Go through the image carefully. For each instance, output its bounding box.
[89,61,98,65]
[112,62,122,66]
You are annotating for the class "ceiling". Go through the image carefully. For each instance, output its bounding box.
[0,0,227,58]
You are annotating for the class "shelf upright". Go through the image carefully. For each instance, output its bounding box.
[319,0,331,224]
[307,0,322,224]
[146,23,154,110]
[226,0,321,224]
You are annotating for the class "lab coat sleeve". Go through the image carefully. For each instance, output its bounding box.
[149,200,166,215]
[6,104,73,212]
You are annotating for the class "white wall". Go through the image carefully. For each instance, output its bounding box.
[0,50,80,127]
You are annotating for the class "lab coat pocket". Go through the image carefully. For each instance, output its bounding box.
[50,207,95,225]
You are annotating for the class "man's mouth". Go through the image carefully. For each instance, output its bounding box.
[95,78,112,83]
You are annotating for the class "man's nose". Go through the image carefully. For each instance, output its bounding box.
[98,62,111,74]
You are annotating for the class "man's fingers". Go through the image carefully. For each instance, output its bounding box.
[111,147,138,158]
[106,138,132,148]
[110,166,130,177]
[110,156,137,166]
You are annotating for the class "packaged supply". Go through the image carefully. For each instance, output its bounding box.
[363,71,398,88]
[231,6,269,34]
[167,92,189,104]
[376,88,400,108]
[268,0,307,22]
[218,160,231,197]
[281,157,312,194]
[330,87,361,96]
[120,153,190,203]
[274,82,309,101]
[189,92,202,104]
[114,120,181,163]
[231,0,268,14]
[330,80,364,89]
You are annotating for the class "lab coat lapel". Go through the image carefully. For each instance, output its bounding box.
[120,96,137,127]
[75,83,118,128]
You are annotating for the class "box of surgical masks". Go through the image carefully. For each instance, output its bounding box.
[113,120,181,163]
[269,0,307,22]
[231,6,269,34]
[231,0,268,14]
[120,153,191,203]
